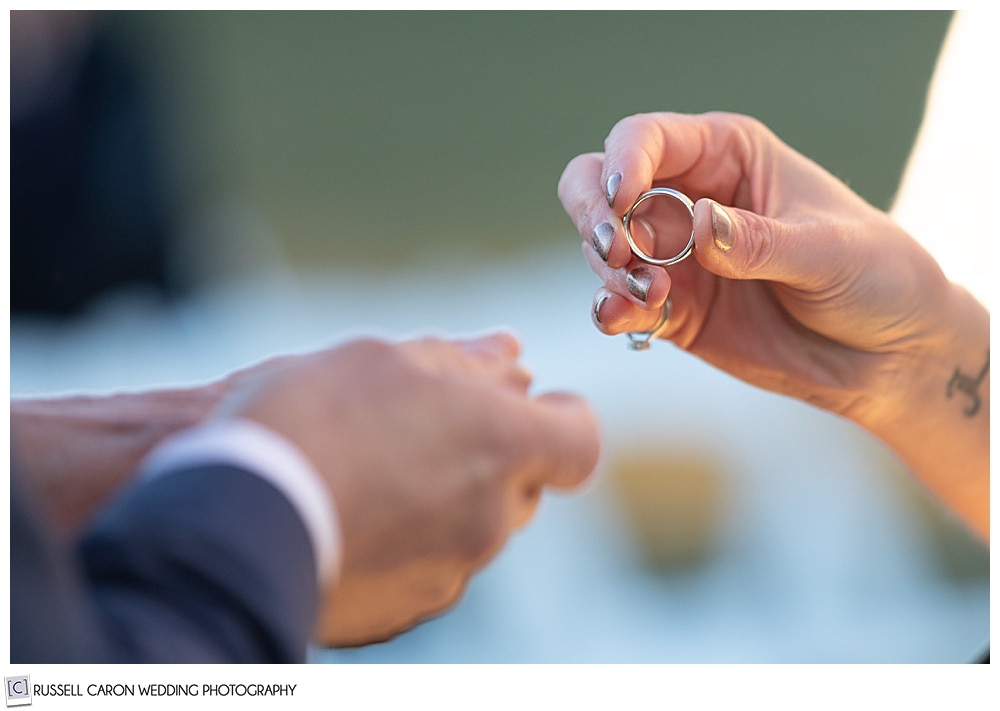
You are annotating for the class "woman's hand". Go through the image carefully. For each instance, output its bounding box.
[560,111,947,417]
[559,111,988,540]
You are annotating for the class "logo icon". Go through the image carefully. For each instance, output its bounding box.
[4,677,31,707]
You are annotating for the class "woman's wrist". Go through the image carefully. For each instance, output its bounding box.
[853,281,989,540]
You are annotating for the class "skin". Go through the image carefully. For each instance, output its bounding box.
[558,111,988,542]
[230,332,599,646]
[10,332,601,648]
[10,354,298,536]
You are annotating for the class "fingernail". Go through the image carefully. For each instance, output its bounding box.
[591,222,614,261]
[593,293,610,325]
[711,201,733,253]
[626,267,652,302]
[605,172,622,208]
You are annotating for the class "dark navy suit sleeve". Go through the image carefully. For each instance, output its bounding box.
[11,474,113,663]
[11,465,319,663]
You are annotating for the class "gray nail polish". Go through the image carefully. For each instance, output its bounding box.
[592,222,615,261]
[605,173,622,208]
[593,293,610,325]
[711,201,733,253]
[626,267,652,302]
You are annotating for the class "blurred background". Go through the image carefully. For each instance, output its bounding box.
[9,11,989,662]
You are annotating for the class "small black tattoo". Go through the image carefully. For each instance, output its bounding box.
[946,350,989,417]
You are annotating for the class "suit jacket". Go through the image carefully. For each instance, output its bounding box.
[10,464,318,663]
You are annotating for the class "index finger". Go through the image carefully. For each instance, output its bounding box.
[602,111,762,213]
[557,151,636,269]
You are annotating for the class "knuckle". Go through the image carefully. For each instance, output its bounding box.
[707,110,765,138]
[609,112,653,140]
[430,577,467,614]
[730,213,781,276]
[343,336,393,361]
[743,228,777,274]
[558,152,593,189]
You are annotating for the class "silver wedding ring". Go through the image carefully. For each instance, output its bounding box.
[622,187,695,266]
[621,187,694,351]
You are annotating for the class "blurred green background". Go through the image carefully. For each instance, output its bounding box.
[117,10,952,270]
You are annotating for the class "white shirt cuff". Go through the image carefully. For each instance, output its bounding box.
[138,418,341,588]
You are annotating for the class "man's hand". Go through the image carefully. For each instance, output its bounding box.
[227,332,601,646]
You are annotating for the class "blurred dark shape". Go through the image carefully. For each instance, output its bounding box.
[11,11,177,316]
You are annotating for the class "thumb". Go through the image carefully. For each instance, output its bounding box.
[526,391,601,491]
[692,199,826,291]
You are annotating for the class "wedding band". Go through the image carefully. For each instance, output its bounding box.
[622,188,695,266]
[626,298,672,352]
[593,292,610,325]
[619,188,692,351]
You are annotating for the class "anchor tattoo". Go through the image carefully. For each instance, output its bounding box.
[946,350,989,417]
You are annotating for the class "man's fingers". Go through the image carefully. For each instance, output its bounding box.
[456,331,532,390]
[402,333,533,391]
[519,391,601,491]
[456,331,521,360]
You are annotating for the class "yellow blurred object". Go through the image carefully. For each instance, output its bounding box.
[608,447,727,571]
